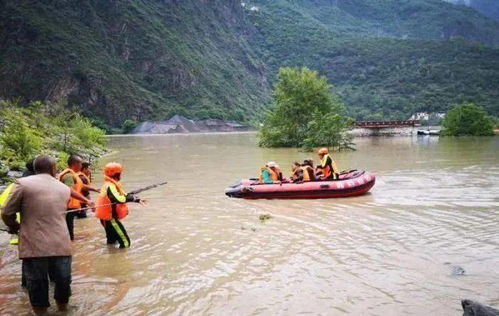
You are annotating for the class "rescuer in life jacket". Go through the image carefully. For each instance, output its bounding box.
[301,159,316,182]
[59,154,99,240]
[290,160,316,183]
[0,184,20,246]
[259,161,283,184]
[95,162,146,248]
[76,162,93,218]
[315,148,339,180]
[290,162,303,182]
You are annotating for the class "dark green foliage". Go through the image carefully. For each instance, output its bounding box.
[447,0,499,21]
[442,103,494,136]
[122,120,138,134]
[0,100,106,171]
[246,0,499,120]
[259,67,353,150]
[0,0,270,126]
[1,0,499,124]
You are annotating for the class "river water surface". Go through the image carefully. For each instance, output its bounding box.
[1,133,498,315]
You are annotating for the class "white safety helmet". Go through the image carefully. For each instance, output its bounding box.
[267,161,278,168]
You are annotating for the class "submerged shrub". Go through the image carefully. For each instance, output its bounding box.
[442,103,494,136]
[258,67,354,150]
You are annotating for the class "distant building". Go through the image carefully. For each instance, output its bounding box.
[409,112,445,121]
[410,112,430,121]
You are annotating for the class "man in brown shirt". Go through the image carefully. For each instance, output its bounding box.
[1,155,92,314]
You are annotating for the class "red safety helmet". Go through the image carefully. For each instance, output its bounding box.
[104,162,123,177]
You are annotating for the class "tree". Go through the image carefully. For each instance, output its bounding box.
[0,115,41,164]
[258,67,353,150]
[122,120,138,134]
[442,103,494,136]
[0,99,107,173]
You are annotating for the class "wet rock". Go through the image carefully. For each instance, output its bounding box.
[462,299,499,316]
[444,262,466,276]
[451,265,466,276]
[7,171,23,178]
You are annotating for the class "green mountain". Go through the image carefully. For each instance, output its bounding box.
[246,0,499,119]
[0,0,270,127]
[444,0,499,21]
[1,0,498,127]
[283,0,499,44]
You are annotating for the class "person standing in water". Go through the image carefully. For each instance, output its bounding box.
[76,162,93,218]
[95,162,146,248]
[58,155,98,239]
[1,155,92,314]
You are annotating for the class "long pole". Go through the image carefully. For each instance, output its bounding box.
[1,180,168,233]
[65,203,113,213]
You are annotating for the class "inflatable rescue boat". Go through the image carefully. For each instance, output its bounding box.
[225,170,375,199]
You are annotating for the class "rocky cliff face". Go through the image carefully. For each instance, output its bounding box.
[0,0,270,127]
[1,0,499,126]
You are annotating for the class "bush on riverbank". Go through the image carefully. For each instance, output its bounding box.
[442,103,494,136]
[258,67,354,151]
[0,100,107,181]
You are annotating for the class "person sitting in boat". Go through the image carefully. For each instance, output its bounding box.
[315,148,339,180]
[290,162,303,183]
[259,162,282,184]
[301,160,315,182]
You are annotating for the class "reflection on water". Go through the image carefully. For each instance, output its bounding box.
[1,134,498,315]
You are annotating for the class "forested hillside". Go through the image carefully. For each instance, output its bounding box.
[284,0,499,44]
[247,0,499,119]
[0,0,269,127]
[444,0,499,21]
[0,0,498,126]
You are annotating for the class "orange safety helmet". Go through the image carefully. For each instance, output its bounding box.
[104,162,123,177]
[317,148,329,155]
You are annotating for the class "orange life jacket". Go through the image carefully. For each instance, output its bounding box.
[258,166,282,183]
[291,167,300,181]
[58,168,84,209]
[300,166,311,182]
[320,154,338,180]
[267,167,282,182]
[95,176,129,221]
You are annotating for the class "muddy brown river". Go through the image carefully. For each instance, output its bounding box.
[1,133,498,315]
